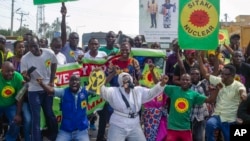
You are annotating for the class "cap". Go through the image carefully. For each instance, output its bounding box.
[184,50,195,54]
[0,34,6,43]
[0,34,6,40]
[230,34,240,40]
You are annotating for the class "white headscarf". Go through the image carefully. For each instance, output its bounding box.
[118,72,133,87]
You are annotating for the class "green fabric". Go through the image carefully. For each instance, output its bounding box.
[178,0,220,50]
[130,48,166,57]
[164,85,206,130]
[40,49,166,129]
[33,0,77,5]
[99,46,119,56]
[0,72,23,107]
[219,29,230,45]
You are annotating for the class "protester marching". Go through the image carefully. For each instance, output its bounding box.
[1,0,250,141]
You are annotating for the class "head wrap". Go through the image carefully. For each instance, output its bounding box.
[118,72,133,87]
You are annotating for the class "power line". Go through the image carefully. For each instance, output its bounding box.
[16,11,29,30]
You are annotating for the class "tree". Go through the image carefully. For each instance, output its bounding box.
[15,27,31,36]
[0,29,11,36]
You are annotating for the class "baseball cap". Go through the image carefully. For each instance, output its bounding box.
[0,34,6,43]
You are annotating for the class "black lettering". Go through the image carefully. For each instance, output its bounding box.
[188,3,193,9]
[202,31,206,36]
[209,26,214,31]
[200,0,204,6]
[205,2,212,9]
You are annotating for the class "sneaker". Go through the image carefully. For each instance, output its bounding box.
[89,124,96,130]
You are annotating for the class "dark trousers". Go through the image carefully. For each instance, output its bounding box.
[97,103,112,140]
[150,13,157,27]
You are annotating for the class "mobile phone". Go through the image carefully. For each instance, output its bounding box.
[27,66,36,75]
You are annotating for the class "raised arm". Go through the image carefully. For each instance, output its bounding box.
[61,2,67,46]
[223,43,234,56]
[211,48,220,76]
[197,51,210,80]
[149,63,159,84]
[204,83,222,103]
[176,47,186,75]
[141,75,169,103]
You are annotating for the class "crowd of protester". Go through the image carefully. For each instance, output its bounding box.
[1,3,250,141]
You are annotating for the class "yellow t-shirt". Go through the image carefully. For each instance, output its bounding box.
[209,75,246,122]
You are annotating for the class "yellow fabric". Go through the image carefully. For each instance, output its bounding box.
[0,50,14,63]
[209,75,246,122]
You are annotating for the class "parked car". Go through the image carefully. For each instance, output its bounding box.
[5,39,16,52]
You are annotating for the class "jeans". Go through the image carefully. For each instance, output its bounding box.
[150,13,157,27]
[22,102,31,141]
[107,124,146,141]
[28,90,58,141]
[206,115,234,141]
[56,129,89,141]
[0,105,20,141]
[191,119,206,141]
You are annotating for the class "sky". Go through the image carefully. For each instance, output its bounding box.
[0,0,249,36]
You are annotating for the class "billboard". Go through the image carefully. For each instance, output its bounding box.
[139,0,178,43]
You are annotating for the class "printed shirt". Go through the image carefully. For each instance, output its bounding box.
[107,57,141,87]
[164,85,206,130]
[61,42,84,63]
[190,80,209,121]
[209,75,246,122]
[0,71,23,107]
[20,48,58,91]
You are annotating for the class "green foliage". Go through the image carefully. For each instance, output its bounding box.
[0,29,11,36]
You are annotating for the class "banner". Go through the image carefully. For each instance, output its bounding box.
[178,0,220,50]
[40,49,166,129]
[219,29,230,45]
[140,64,162,88]
[33,0,77,5]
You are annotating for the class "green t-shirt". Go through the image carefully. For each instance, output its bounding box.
[99,46,119,56]
[164,85,206,130]
[0,71,23,107]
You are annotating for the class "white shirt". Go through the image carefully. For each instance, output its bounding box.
[100,83,164,129]
[56,52,67,65]
[84,51,107,59]
[20,48,58,91]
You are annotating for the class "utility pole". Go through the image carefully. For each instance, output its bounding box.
[224,13,228,23]
[10,0,14,36]
[36,5,45,37]
[16,11,29,30]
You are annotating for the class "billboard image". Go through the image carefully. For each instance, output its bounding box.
[139,0,178,43]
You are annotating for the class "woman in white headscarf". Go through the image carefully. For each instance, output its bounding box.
[100,71,169,141]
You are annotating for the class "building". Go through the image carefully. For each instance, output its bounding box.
[221,15,250,49]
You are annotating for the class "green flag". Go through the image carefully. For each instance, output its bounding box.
[178,0,220,50]
[33,0,77,5]
[219,29,230,45]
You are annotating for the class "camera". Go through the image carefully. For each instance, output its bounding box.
[129,113,135,118]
